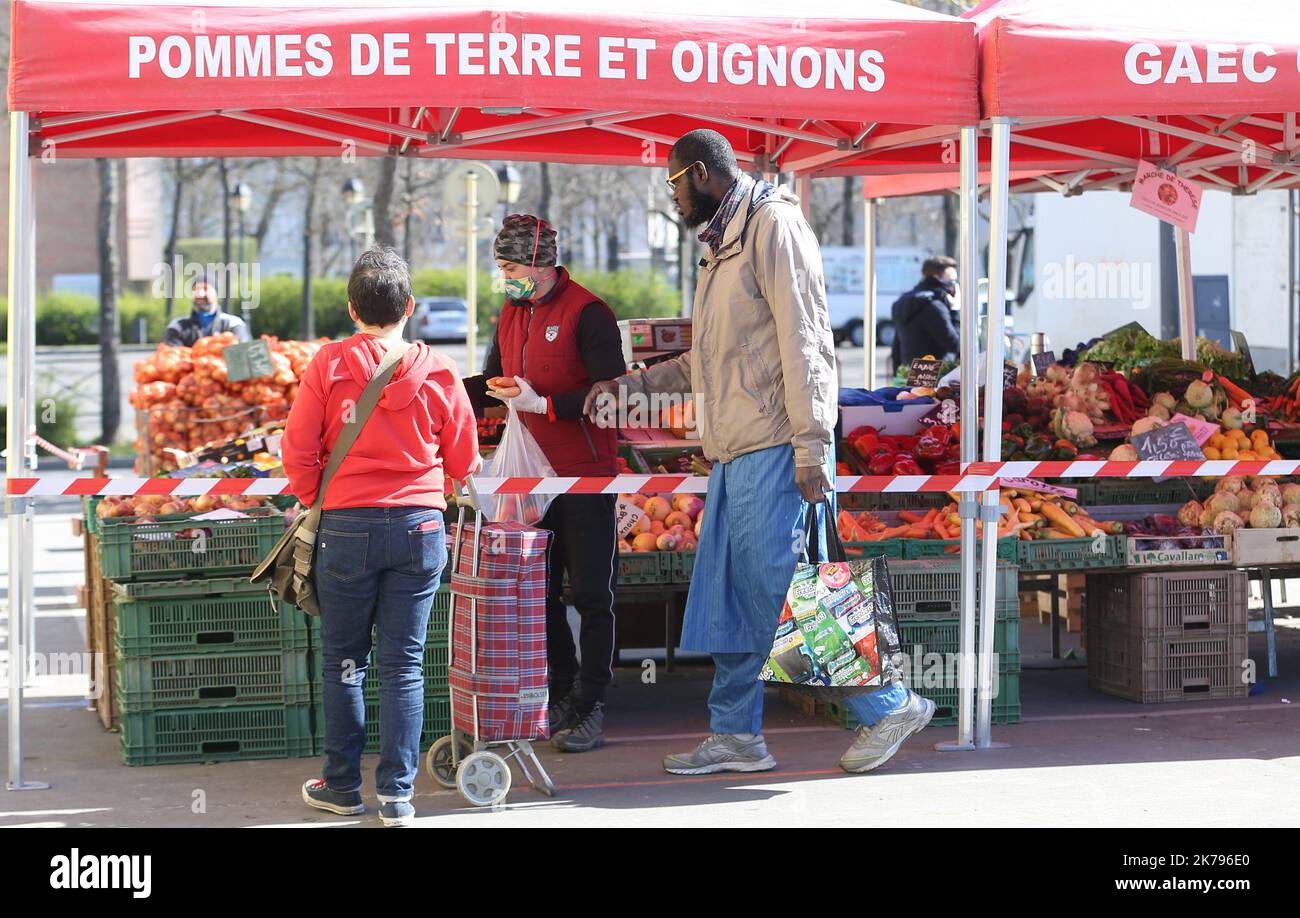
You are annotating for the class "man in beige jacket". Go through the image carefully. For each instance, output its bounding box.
[585,130,933,776]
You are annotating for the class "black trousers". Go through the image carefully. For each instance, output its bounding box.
[540,493,617,710]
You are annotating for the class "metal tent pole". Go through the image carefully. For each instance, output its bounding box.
[1174,226,1197,360]
[937,125,980,753]
[6,111,48,791]
[976,116,1014,750]
[863,196,877,387]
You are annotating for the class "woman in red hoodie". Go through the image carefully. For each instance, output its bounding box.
[282,247,479,827]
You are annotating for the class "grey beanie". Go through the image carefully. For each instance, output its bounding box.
[494,213,558,267]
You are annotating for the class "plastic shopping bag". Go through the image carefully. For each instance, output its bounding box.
[484,404,558,526]
[760,505,903,691]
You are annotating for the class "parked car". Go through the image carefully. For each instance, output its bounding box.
[413,296,469,344]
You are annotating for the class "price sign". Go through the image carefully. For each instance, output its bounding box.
[615,498,646,539]
[1230,330,1256,376]
[1168,413,1218,446]
[1132,422,1206,462]
[1031,351,1056,378]
[998,477,1078,499]
[907,357,943,389]
[1003,364,1019,389]
[223,340,274,382]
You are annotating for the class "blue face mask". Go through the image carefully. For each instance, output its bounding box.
[503,275,539,302]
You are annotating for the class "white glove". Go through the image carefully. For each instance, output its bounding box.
[489,376,547,414]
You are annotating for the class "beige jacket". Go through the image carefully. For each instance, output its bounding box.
[617,185,837,468]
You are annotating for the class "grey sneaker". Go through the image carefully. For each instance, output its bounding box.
[552,702,606,753]
[301,778,364,816]
[839,693,936,774]
[663,734,777,776]
[548,690,581,735]
[378,800,415,827]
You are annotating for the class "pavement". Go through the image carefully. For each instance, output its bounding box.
[3,502,1300,828]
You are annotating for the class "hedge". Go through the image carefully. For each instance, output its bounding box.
[1,268,682,346]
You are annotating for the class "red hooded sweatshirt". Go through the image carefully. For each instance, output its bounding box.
[282,334,479,510]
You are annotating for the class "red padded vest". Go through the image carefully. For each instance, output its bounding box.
[495,269,619,476]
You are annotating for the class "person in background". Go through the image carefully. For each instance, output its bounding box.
[585,129,934,777]
[163,279,251,347]
[890,255,961,369]
[462,214,626,754]
[283,247,480,827]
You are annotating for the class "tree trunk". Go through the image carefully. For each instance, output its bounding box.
[605,219,620,272]
[252,161,288,251]
[301,160,321,339]
[372,155,398,247]
[97,159,122,446]
[402,157,416,265]
[219,158,232,311]
[164,160,184,320]
[538,162,552,221]
[943,193,960,258]
[841,176,856,246]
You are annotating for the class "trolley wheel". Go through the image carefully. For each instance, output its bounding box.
[426,735,472,789]
[457,751,512,807]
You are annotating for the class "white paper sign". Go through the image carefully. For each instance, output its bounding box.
[614,498,645,538]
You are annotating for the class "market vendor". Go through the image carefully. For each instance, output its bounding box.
[163,280,251,347]
[463,213,626,754]
[585,129,934,777]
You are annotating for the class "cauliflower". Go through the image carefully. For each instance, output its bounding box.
[1216,476,1245,495]
[1250,503,1283,529]
[1205,492,1240,516]
[1213,511,1245,534]
[1053,408,1097,448]
[1177,501,1204,528]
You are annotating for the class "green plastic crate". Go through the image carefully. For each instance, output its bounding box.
[904,537,1018,562]
[96,508,285,581]
[898,616,1021,675]
[1090,479,1213,506]
[844,539,905,560]
[618,551,673,584]
[110,575,266,600]
[1018,535,1127,572]
[114,584,315,655]
[888,559,1020,620]
[668,551,696,582]
[120,703,315,766]
[115,649,313,709]
[311,693,451,756]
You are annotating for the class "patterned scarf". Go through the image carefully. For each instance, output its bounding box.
[697,175,776,256]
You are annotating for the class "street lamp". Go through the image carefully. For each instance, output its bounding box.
[497,164,522,207]
[341,177,374,267]
[229,180,253,331]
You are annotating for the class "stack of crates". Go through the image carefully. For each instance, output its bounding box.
[1085,570,1249,703]
[94,505,314,765]
[309,586,453,756]
[826,559,1022,729]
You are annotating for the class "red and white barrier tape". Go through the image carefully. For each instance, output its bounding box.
[4,458,1299,497]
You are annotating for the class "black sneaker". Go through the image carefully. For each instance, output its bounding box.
[379,800,415,827]
[548,690,581,735]
[551,702,606,753]
[302,778,364,816]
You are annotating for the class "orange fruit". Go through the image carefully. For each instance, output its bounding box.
[1208,433,1226,449]
[1222,446,1239,459]
[1203,446,1221,460]
[1239,450,1258,460]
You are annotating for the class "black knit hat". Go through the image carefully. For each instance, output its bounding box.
[494,213,558,267]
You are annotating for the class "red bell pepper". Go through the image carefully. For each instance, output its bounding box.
[867,452,897,476]
[913,436,947,464]
[891,456,923,476]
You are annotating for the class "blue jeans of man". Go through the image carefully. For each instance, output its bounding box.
[682,443,911,735]
[314,506,447,802]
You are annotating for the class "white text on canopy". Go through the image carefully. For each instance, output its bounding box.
[127,31,887,92]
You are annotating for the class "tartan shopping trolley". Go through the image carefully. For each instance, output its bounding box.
[424,478,557,806]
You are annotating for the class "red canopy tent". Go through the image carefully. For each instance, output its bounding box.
[6,1,999,785]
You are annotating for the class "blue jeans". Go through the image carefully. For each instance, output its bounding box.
[697,443,912,734]
[314,506,447,801]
